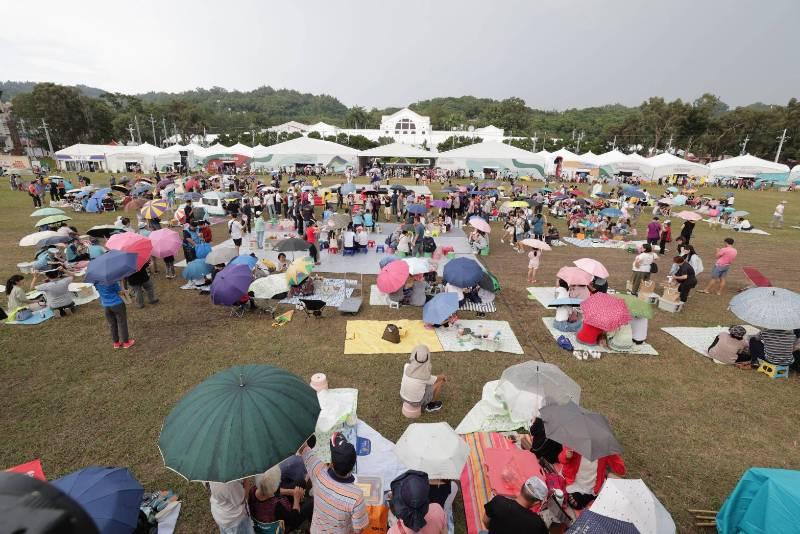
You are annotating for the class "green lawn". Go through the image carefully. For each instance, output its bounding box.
[1,173,798,533]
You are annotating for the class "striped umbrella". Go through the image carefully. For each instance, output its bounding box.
[140,199,170,220]
[285,256,314,286]
[580,292,632,331]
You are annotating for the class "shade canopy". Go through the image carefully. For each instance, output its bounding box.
[716,468,800,534]
[359,143,436,159]
[645,153,708,181]
[436,142,546,179]
[728,287,800,329]
[709,154,790,178]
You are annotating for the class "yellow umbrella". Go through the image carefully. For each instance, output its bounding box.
[285,256,314,286]
[140,200,169,219]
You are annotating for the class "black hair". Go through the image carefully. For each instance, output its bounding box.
[45,270,60,279]
[642,244,652,253]
[724,237,734,245]
[277,253,286,260]
[5,275,24,295]
[558,279,569,290]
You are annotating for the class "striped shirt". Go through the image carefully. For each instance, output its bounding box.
[760,329,796,366]
[302,448,368,533]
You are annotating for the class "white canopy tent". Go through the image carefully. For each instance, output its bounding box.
[54,143,123,171]
[436,141,546,179]
[359,143,435,159]
[790,165,800,183]
[596,149,650,179]
[228,142,255,158]
[156,144,198,171]
[708,154,790,180]
[251,137,358,172]
[106,142,165,173]
[644,153,708,181]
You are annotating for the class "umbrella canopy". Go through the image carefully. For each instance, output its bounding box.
[519,238,551,251]
[590,479,676,534]
[123,198,147,213]
[379,255,401,268]
[286,256,314,286]
[273,238,311,253]
[148,229,182,258]
[157,178,173,188]
[111,185,130,194]
[30,207,66,217]
[159,364,320,482]
[566,510,640,534]
[229,255,258,269]
[626,190,647,200]
[182,192,202,201]
[581,292,632,331]
[716,468,800,534]
[249,274,289,299]
[556,266,593,286]
[728,287,800,329]
[403,257,432,276]
[407,204,427,215]
[34,214,72,227]
[573,258,609,279]
[431,199,449,208]
[615,293,653,319]
[106,232,153,270]
[672,195,687,206]
[84,250,139,285]
[19,230,58,247]
[390,184,409,191]
[210,263,253,306]
[205,246,239,266]
[540,401,623,461]
[443,257,484,288]
[468,216,491,233]
[225,192,243,199]
[377,260,410,293]
[732,210,749,218]
[38,235,72,247]
[140,199,170,220]
[495,361,582,422]
[394,422,469,480]
[182,259,213,280]
[675,211,703,221]
[326,213,351,230]
[87,225,123,238]
[340,183,356,195]
[599,208,622,218]
[667,186,679,193]
[423,292,460,324]
[52,466,143,534]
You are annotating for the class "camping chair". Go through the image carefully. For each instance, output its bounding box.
[297,298,326,319]
[741,267,772,291]
[251,291,288,318]
[338,272,363,315]
[252,519,285,534]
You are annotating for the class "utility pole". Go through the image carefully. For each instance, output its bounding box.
[542,131,547,149]
[127,124,136,143]
[134,115,142,144]
[40,118,54,155]
[576,131,585,153]
[740,134,750,155]
[532,132,538,152]
[775,128,789,162]
[149,114,157,145]
[18,118,33,152]
[162,117,168,144]
[666,134,674,152]
[612,135,617,150]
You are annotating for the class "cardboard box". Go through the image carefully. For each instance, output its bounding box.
[662,286,681,302]
[640,280,656,294]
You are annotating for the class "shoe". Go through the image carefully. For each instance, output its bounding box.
[149,299,160,305]
[424,401,443,413]
[122,339,136,349]
[113,342,122,349]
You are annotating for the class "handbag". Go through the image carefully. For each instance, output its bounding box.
[382,323,401,344]
[650,261,659,274]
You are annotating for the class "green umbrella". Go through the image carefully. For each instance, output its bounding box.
[30,207,67,217]
[158,365,320,482]
[615,293,653,319]
[34,214,72,227]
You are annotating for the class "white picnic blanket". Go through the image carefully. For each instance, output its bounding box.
[736,227,770,235]
[369,285,393,306]
[436,320,524,354]
[280,278,353,308]
[541,317,659,355]
[527,287,558,308]
[562,237,645,249]
[661,326,759,358]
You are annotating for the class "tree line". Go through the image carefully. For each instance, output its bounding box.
[5,82,799,162]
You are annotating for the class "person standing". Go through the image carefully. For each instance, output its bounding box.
[679,219,696,245]
[208,480,254,534]
[527,247,541,284]
[254,213,266,249]
[658,220,672,255]
[700,237,738,295]
[671,255,697,303]
[646,217,661,246]
[228,213,244,255]
[95,280,134,349]
[770,200,786,228]
[629,244,656,295]
[126,261,159,308]
[28,182,42,207]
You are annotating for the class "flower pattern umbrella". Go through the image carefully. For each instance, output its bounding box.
[139,199,170,220]
[285,256,314,286]
[468,216,491,233]
[210,263,253,306]
[249,274,289,299]
[580,292,632,331]
[377,259,410,293]
[148,229,182,258]
[106,232,153,270]
[728,287,800,329]
[573,258,610,279]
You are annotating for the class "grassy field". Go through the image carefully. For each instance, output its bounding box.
[1,173,798,533]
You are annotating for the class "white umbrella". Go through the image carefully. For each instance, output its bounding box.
[495,361,581,422]
[728,287,800,330]
[205,246,238,265]
[394,422,469,480]
[590,479,676,534]
[249,274,289,299]
[403,257,432,275]
[19,231,58,247]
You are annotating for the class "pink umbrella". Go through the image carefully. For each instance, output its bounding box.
[377,260,410,293]
[708,208,720,217]
[106,232,153,269]
[519,238,551,251]
[556,266,593,286]
[580,292,632,331]
[675,211,703,221]
[573,258,609,279]
[148,229,182,258]
[468,217,491,233]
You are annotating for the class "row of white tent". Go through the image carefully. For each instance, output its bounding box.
[55,138,797,182]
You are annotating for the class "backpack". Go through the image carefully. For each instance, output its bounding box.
[523,219,531,233]
[556,335,574,351]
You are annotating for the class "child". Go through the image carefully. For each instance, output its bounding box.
[400,345,447,413]
[527,247,541,283]
[276,253,289,272]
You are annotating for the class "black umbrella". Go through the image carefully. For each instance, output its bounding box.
[272,238,311,253]
[111,185,130,194]
[87,225,124,238]
[390,185,408,191]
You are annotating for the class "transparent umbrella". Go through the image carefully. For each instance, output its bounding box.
[495,361,581,422]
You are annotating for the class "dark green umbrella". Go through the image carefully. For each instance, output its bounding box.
[158,365,320,482]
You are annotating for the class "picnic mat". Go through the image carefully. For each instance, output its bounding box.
[279,278,353,308]
[541,317,659,355]
[436,320,524,354]
[460,432,517,534]
[344,320,443,354]
[369,285,392,306]
[5,308,55,325]
[736,228,770,235]
[562,237,646,249]
[69,283,99,306]
[526,287,558,308]
[661,325,759,358]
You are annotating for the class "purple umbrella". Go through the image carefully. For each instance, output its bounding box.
[431,200,449,208]
[407,204,427,215]
[210,263,253,306]
[157,178,173,188]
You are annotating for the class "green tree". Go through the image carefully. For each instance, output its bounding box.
[345,106,369,129]
[437,136,482,152]
[12,83,89,147]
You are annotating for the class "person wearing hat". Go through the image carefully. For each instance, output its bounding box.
[482,476,548,534]
[770,200,786,228]
[246,465,310,532]
[299,432,368,533]
[707,325,751,366]
[400,345,447,413]
[388,471,446,534]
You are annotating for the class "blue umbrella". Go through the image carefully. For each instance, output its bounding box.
[423,292,460,324]
[667,186,679,193]
[195,242,212,259]
[443,257,484,288]
[672,194,687,206]
[594,192,610,198]
[379,255,401,268]
[210,263,253,306]
[52,466,143,534]
[182,192,202,201]
[407,204,427,215]
[182,259,213,280]
[84,250,138,285]
[131,185,150,197]
[86,188,111,213]
[626,190,646,199]
[229,254,258,269]
[340,183,356,195]
[566,510,639,534]
[599,208,622,218]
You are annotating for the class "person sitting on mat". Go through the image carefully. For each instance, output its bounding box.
[708,325,751,366]
[558,447,626,509]
[32,269,75,317]
[483,476,548,534]
[400,345,447,413]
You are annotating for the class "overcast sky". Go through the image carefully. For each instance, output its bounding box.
[2,0,798,110]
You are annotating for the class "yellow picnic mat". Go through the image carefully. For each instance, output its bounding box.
[344,320,444,354]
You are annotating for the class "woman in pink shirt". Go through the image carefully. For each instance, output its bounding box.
[700,237,737,295]
[389,471,447,534]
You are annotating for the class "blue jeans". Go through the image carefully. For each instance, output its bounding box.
[267,204,275,217]
[256,231,264,249]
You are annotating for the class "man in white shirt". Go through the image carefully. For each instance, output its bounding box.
[770,200,786,228]
[228,214,244,254]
